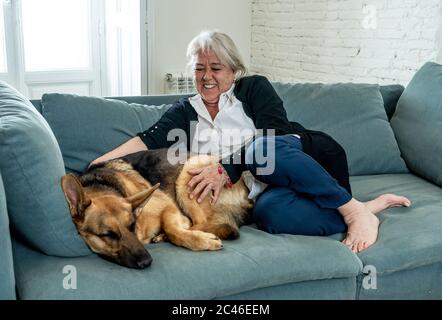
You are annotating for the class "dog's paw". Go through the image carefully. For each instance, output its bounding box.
[185,230,223,251]
[206,238,223,251]
[152,233,168,243]
[200,232,223,251]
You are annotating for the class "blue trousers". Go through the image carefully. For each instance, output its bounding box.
[245,135,352,236]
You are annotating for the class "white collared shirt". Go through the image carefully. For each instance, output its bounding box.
[188,84,268,200]
[189,84,257,157]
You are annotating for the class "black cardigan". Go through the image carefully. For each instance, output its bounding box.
[137,75,351,194]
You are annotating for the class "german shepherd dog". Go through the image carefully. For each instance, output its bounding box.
[61,149,252,269]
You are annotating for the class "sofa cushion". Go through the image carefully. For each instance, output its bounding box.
[12,226,361,299]
[379,85,404,120]
[390,61,442,187]
[41,93,172,174]
[0,172,15,299]
[349,173,442,299]
[272,82,408,175]
[0,81,90,257]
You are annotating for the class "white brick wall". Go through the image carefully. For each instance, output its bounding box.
[251,0,442,85]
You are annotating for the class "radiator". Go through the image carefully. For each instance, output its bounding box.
[164,73,195,94]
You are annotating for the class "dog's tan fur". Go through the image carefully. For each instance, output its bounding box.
[61,151,252,268]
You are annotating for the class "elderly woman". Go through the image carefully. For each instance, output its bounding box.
[91,30,410,253]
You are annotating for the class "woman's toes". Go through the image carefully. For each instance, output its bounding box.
[357,242,366,253]
[342,234,355,246]
[394,195,411,207]
[343,236,360,253]
[351,243,358,253]
[385,194,411,208]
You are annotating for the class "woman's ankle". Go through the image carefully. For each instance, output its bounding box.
[338,198,365,221]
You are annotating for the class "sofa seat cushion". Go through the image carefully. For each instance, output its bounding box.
[271,82,408,175]
[0,81,90,257]
[221,277,357,299]
[350,174,442,299]
[12,227,361,299]
[391,61,442,187]
[41,93,173,174]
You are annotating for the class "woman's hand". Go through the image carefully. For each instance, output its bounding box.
[187,163,232,204]
[88,136,148,169]
[88,156,106,168]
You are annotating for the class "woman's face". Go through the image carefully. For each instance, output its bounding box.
[193,50,235,105]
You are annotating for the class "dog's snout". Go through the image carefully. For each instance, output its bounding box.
[118,239,153,269]
[129,246,153,269]
[133,247,153,269]
[120,250,152,269]
[137,256,153,269]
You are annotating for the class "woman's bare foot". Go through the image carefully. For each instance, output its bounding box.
[338,199,380,253]
[339,195,411,253]
[364,194,411,214]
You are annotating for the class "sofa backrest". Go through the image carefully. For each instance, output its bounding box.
[378,85,405,120]
[31,83,406,176]
[30,94,192,113]
[39,94,182,174]
[391,61,442,187]
[30,86,403,120]
[271,82,407,175]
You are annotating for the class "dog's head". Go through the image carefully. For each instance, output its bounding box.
[61,174,159,269]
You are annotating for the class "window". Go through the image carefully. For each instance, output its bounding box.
[21,0,91,72]
[0,3,6,73]
[0,0,145,98]
[105,0,141,96]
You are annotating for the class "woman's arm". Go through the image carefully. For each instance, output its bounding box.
[89,136,147,167]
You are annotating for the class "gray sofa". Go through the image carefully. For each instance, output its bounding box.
[1,61,441,300]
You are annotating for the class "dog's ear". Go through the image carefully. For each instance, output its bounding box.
[126,183,160,216]
[61,174,91,222]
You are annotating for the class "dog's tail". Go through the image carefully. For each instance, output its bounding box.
[202,223,240,240]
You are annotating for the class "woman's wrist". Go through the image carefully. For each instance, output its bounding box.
[217,163,233,189]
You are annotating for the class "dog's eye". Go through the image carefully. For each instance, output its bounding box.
[101,231,120,240]
[128,222,136,232]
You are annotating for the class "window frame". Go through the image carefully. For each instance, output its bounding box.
[0,0,148,98]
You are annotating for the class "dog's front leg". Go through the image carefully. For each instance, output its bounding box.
[135,212,163,244]
[161,205,223,251]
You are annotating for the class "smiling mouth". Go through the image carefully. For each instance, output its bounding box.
[203,84,216,89]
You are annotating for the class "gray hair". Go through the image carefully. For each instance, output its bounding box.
[186,30,247,79]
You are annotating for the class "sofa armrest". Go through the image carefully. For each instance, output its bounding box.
[0,171,16,300]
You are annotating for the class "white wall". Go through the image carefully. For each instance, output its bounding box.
[251,0,442,85]
[149,0,252,94]
[437,3,442,62]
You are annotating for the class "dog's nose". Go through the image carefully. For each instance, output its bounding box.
[137,256,152,269]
